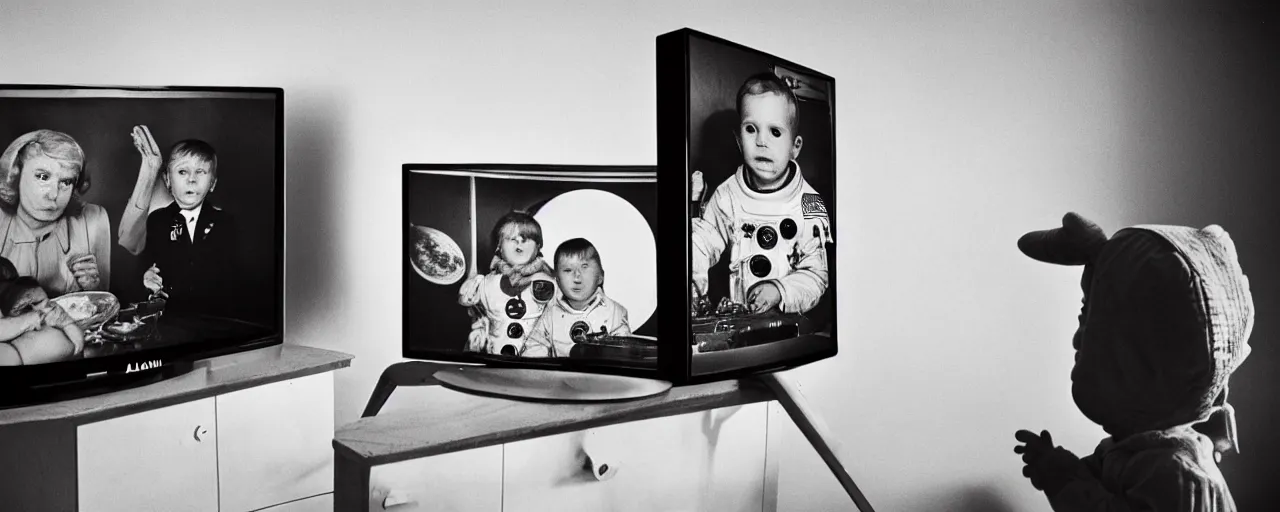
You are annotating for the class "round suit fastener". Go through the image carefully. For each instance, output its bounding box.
[749,254,772,278]
[531,280,555,301]
[780,218,797,240]
[757,226,778,250]
[500,344,517,356]
[506,322,524,339]
[505,297,527,319]
[570,320,591,342]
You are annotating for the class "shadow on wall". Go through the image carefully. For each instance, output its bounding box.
[284,88,349,337]
[951,484,1019,512]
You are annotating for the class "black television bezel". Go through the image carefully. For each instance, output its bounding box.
[402,163,667,381]
[0,83,286,397]
[656,28,839,385]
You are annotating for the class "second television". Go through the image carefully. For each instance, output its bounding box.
[404,165,663,379]
[658,28,839,382]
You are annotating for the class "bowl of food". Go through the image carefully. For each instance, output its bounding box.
[51,291,121,331]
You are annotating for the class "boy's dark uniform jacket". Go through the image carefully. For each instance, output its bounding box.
[142,201,239,318]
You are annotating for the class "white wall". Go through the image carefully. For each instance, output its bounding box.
[4,1,1275,510]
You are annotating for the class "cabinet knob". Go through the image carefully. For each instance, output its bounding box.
[194,426,209,442]
[383,490,416,509]
[581,431,621,482]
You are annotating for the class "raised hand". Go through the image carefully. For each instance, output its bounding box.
[68,254,100,291]
[131,125,163,177]
[1014,429,1082,497]
[691,170,706,202]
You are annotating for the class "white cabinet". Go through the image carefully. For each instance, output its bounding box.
[73,372,336,512]
[344,402,773,512]
[217,371,335,512]
[502,403,767,512]
[367,445,504,512]
[77,397,220,512]
[0,345,353,512]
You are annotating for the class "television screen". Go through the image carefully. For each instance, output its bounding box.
[658,28,838,381]
[404,165,661,376]
[0,85,283,398]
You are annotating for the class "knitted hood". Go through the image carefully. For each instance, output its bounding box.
[1018,212,1253,454]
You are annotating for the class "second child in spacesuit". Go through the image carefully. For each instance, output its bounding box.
[691,72,832,315]
[458,211,557,356]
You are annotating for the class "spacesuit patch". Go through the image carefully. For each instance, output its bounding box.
[802,193,827,218]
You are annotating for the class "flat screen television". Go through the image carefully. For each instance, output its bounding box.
[403,165,662,380]
[0,84,284,407]
[400,30,836,391]
[657,28,838,382]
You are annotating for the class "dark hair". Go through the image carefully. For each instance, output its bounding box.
[491,211,543,255]
[736,72,801,134]
[0,256,17,282]
[554,237,602,269]
[166,139,219,179]
[0,276,44,317]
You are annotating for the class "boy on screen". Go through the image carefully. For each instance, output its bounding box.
[141,140,240,317]
[691,72,831,315]
[522,238,630,358]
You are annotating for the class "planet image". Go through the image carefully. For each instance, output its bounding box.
[409,224,467,285]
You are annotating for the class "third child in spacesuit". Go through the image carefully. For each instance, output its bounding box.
[691,72,831,315]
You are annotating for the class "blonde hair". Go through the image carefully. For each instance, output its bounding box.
[0,129,91,215]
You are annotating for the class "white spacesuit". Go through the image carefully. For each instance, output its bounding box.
[522,289,631,358]
[691,163,831,315]
[457,271,557,355]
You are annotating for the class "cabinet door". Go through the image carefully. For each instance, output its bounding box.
[502,402,768,512]
[77,397,219,512]
[367,445,503,512]
[216,371,335,512]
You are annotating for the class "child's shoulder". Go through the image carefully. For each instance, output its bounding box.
[145,202,179,221]
[797,181,829,219]
[601,291,629,314]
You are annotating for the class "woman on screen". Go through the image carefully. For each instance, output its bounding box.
[0,129,111,296]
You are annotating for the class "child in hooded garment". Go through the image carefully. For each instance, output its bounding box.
[1014,212,1252,511]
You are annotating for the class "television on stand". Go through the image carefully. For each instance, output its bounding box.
[0,84,285,408]
[403,164,674,400]
[657,28,839,383]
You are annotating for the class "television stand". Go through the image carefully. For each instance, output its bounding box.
[357,362,876,511]
[362,362,670,413]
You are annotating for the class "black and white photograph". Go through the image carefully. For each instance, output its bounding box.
[404,165,659,370]
[660,29,839,379]
[0,86,282,367]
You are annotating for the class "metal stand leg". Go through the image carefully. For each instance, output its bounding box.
[757,371,876,512]
[361,361,454,417]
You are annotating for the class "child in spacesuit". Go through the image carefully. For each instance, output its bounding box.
[457,211,557,356]
[1014,212,1252,511]
[522,237,630,358]
[690,72,831,315]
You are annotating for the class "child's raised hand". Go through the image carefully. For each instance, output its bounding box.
[1014,429,1081,497]
[746,281,782,313]
[691,170,705,202]
[131,125,163,176]
[67,254,100,291]
[143,264,165,294]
